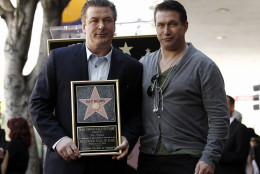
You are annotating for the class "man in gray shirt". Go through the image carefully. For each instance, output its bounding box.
[137,0,229,174]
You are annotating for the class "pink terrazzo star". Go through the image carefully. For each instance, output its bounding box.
[79,86,111,120]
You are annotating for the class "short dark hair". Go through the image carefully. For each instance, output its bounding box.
[8,116,32,148]
[227,95,235,105]
[154,0,187,24]
[81,0,117,23]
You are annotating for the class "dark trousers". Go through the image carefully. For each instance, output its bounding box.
[137,152,200,174]
[215,163,246,174]
[87,155,127,174]
[44,151,127,174]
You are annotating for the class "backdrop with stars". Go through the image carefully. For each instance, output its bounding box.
[47,35,160,60]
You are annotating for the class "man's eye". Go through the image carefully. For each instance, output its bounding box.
[157,24,163,27]
[104,18,112,22]
[170,23,177,26]
[169,22,178,26]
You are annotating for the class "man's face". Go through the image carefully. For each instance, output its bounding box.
[82,6,115,51]
[227,97,234,117]
[155,10,188,51]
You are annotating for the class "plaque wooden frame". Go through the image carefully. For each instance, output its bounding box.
[71,80,122,156]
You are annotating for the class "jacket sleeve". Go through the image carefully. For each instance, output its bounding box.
[29,50,68,149]
[199,62,230,168]
[126,65,142,153]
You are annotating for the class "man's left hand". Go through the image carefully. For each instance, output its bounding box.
[195,161,214,174]
[112,136,129,160]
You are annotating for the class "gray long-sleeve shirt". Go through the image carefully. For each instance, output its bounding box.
[139,43,229,167]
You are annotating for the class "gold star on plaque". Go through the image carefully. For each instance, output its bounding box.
[119,42,133,56]
[79,86,111,120]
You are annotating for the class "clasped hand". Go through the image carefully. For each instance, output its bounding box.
[56,136,129,162]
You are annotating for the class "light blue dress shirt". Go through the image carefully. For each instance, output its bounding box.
[86,46,112,81]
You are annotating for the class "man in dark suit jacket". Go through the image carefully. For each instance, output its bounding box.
[29,0,142,174]
[215,95,250,174]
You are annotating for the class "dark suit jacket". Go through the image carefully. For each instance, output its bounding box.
[215,119,250,174]
[29,43,143,174]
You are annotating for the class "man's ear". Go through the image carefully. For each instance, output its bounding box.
[82,23,86,34]
[184,21,188,33]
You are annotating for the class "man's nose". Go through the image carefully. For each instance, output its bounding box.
[98,21,105,30]
[164,26,170,34]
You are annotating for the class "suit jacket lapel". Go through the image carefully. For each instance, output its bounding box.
[75,42,89,80]
[107,49,124,80]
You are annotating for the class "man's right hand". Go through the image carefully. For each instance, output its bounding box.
[56,137,81,161]
[195,161,214,174]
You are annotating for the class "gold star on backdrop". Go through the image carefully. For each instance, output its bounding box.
[119,42,133,56]
[145,48,151,53]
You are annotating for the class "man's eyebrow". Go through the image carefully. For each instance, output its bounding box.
[104,16,113,19]
[88,16,113,20]
[89,17,98,20]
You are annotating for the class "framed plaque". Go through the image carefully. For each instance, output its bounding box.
[71,80,122,156]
